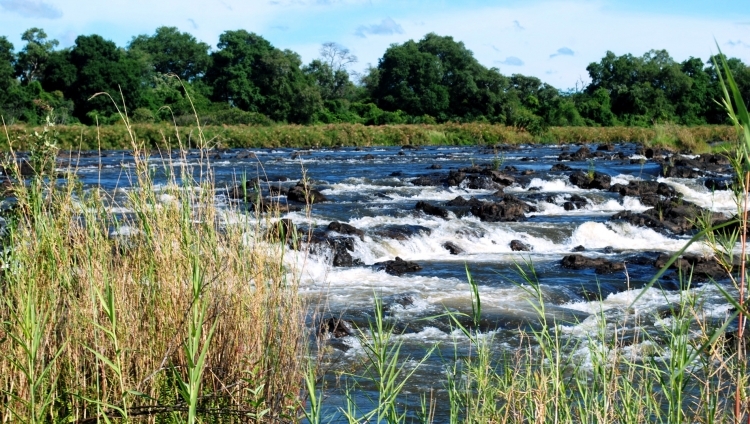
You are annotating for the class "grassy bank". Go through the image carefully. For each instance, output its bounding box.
[0,122,738,152]
[0,123,308,421]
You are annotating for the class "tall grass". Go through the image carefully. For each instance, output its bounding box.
[0,122,737,152]
[0,111,306,422]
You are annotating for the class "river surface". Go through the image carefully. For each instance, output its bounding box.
[59,142,740,421]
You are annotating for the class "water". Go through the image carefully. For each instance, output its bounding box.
[52,143,740,421]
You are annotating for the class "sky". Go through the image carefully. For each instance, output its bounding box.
[0,0,748,90]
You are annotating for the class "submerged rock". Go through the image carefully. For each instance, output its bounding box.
[375,257,423,276]
[318,317,354,338]
[569,171,611,190]
[286,182,328,204]
[470,194,535,222]
[327,221,365,241]
[373,225,432,240]
[415,201,450,219]
[561,254,625,274]
[510,240,531,252]
[443,241,464,255]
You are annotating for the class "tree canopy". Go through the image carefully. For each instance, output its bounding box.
[0,27,747,128]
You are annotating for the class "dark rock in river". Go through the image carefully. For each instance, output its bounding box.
[327,221,365,241]
[446,196,483,207]
[443,241,464,255]
[561,254,625,274]
[609,180,675,199]
[373,225,432,240]
[610,198,724,235]
[510,240,531,251]
[375,257,423,276]
[551,163,572,172]
[428,164,442,169]
[416,201,450,219]
[286,182,328,204]
[569,171,611,190]
[572,245,586,252]
[267,219,299,246]
[235,150,257,160]
[704,178,734,191]
[470,194,534,222]
[654,253,729,282]
[410,175,443,187]
[319,317,354,338]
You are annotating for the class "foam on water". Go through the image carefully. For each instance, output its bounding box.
[508,178,586,193]
[568,221,708,253]
[659,177,738,214]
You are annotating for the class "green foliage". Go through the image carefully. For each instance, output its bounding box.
[128,26,211,82]
[1,26,750,131]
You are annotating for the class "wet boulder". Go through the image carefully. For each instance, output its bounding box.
[318,317,354,338]
[327,221,365,241]
[375,257,423,276]
[654,253,729,282]
[609,181,675,198]
[416,201,450,219]
[410,175,444,187]
[510,240,531,251]
[446,196,483,207]
[286,182,328,204]
[373,225,431,240]
[611,198,724,235]
[561,254,625,274]
[470,194,534,222]
[267,219,299,246]
[443,241,464,255]
[551,163,572,172]
[569,171,611,190]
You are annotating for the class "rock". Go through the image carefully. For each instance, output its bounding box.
[410,175,444,187]
[610,198,723,235]
[572,245,586,252]
[602,246,614,254]
[363,154,375,160]
[510,240,531,251]
[319,317,354,338]
[705,178,734,191]
[267,219,298,245]
[484,170,515,186]
[654,253,729,282]
[327,221,365,241]
[427,164,443,169]
[381,294,415,311]
[443,241,464,255]
[610,181,675,198]
[373,225,432,240]
[446,196,483,207]
[375,257,423,276]
[569,171,611,190]
[416,201,450,219]
[561,254,625,274]
[551,163,572,172]
[597,144,615,151]
[235,150,257,160]
[470,194,534,222]
[286,182,328,204]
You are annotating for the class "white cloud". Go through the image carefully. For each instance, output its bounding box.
[354,17,404,38]
[498,56,524,66]
[550,47,574,58]
[0,0,62,19]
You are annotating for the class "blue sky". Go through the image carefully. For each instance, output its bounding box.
[1,0,748,89]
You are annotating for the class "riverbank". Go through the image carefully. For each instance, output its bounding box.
[1,122,738,152]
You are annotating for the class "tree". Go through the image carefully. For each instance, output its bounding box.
[15,28,59,84]
[60,34,145,121]
[320,42,357,73]
[370,33,509,122]
[206,30,322,123]
[128,26,211,81]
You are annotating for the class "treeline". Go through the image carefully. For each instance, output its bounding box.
[0,27,748,131]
